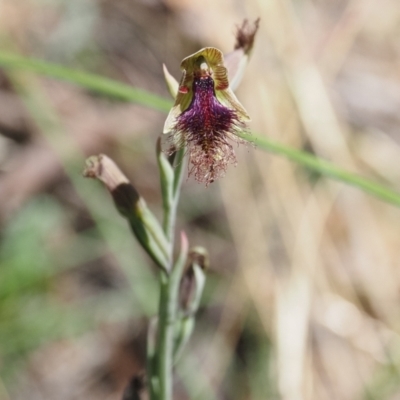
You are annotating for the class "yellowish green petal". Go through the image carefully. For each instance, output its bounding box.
[162,63,179,99]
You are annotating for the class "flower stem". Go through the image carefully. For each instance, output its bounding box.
[152,147,186,400]
[156,234,188,400]
[156,271,174,400]
[167,148,185,246]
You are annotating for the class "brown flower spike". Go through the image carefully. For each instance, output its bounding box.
[163,47,250,186]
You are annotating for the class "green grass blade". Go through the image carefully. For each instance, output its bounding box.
[238,132,400,207]
[1,51,400,208]
[0,51,171,112]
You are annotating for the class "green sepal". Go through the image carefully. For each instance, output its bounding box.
[126,194,169,271]
[162,63,179,99]
[173,316,195,363]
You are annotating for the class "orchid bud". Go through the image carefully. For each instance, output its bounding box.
[83,154,169,271]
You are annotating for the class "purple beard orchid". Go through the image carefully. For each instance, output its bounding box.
[163,47,251,186]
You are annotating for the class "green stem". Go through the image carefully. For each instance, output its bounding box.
[158,150,186,400]
[166,148,186,247]
[156,234,188,400]
[152,148,187,400]
[147,318,158,400]
[156,144,185,256]
[156,272,174,400]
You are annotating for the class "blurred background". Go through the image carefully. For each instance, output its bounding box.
[1,0,400,399]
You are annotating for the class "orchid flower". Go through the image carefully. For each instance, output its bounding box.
[163,19,259,186]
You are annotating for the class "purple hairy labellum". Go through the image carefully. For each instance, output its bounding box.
[163,47,250,186]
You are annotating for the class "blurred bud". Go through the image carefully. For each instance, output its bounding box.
[188,246,210,271]
[83,154,169,271]
[163,47,250,186]
[225,18,260,91]
[174,247,208,361]
[179,246,208,314]
[234,18,260,55]
[83,154,129,190]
